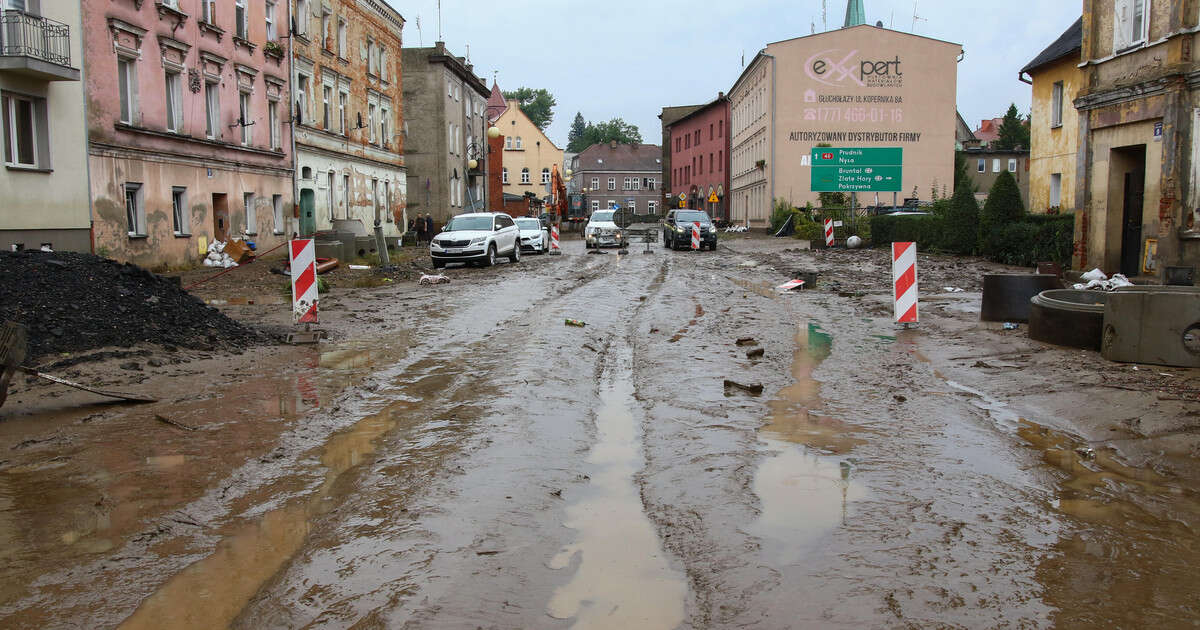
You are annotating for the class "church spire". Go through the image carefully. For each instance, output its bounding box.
[843,0,865,27]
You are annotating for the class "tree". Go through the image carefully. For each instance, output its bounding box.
[978,170,1025,255]
[994,103,1030,150]
[566,112,587,152]
[502,87,556,130]
[953,152,974,193]
[572,117,643,151]
[940,174,980,254]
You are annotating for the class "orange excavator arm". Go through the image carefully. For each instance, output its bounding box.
[550,164,568,223]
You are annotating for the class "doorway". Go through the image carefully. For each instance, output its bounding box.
[212,193,229,242]
[1112,145,1146,277]
[299,188,316,236]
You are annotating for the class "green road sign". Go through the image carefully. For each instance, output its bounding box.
[811,147,902,166]
[811,165,902,192]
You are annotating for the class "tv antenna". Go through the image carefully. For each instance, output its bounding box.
[437,0,443,41]
[822,0,827,31]
[911,0,927,32]
[415,15,422,46]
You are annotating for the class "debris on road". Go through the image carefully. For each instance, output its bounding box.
[348,264,371,270]
[154,413,199,432]
[418,273,450,286]
[565,319,587,327]
[943,287,965,292]
[735,337,757,346]
[14,365,156,407]
[723,379,764,396]
[315,258,339,274]
[203,240,240,268]
[1003,323,1020,330]
[776,279,806,291]
[746,347,765,359]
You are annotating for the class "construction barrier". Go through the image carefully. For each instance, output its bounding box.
[824,219,834,247]
[892,241,918,324]
[290,239,319,323]
[549,224,561,255]
[691,222,701,250]
[776,279,805,291]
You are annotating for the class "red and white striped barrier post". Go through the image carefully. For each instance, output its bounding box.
[691,221,701,250]
[290,239,319,324]
[892,241,918,324]
[824,219,835,247]
[549,223,562,256]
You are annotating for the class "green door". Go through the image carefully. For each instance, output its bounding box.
[299,188,316,236]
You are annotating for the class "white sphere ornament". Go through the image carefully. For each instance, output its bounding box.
[847,235,863,249]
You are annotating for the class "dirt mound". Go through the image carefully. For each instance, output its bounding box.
[1,250,269,362]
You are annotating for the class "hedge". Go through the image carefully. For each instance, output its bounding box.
[870,212,1074,266]
[869,214,946,251]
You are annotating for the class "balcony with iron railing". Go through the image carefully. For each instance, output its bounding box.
[0,10,79,81]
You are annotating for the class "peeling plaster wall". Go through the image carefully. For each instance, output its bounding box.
[295,149,406,236]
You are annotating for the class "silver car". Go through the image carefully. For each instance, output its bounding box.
[429,212,522,268]
[515,217,550,254]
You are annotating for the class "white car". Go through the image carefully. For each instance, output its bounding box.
[584,210,625,248]
[430,212,521,268]
[514,217,550,254]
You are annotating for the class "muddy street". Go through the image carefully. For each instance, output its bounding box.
[2,236,1199,628]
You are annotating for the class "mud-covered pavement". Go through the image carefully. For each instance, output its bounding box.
[2,235,1199,628]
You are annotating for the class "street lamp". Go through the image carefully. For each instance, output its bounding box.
[486,125,500,139]
[468,158,478,170]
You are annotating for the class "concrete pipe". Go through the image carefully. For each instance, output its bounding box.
[1102,286,1200,367]
[1029,289,1108,351]
[980,274,1063,322]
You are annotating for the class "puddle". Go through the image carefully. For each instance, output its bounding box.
[750,321,869,562]
[203,295,287,306]
[117,398,416,630]
[731,278,778,299]
[546,350,686,629]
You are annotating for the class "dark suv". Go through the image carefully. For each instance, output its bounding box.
[662,209,718,251]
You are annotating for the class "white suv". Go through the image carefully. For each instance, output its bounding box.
[584,209,625,248]
[430,212,521,268]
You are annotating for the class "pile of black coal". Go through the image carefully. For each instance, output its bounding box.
[1,250,269,362]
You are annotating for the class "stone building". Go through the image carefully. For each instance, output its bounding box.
[402,42,489,225]
[1071,0,1199,278]
[82,0,294,267]
[957,148,1030,207]
[291,0,406,242]
[1020,17,1083,216]
[0,0,88,252]
[665,94,730,220]
[494,97,562,213]
[573,142,662,215]
[728,25,962,227]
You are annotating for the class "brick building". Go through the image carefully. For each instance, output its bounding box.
[665,93,729,220]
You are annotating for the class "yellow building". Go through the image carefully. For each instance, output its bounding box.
[1020,18,1083,216]
[494,99,563,203]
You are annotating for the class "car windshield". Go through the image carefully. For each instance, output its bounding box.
[590,211,614,222]
[442,215,493,231]
[515,218,541,229]
[676,211,711,224]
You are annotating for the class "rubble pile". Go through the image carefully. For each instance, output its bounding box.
[203,240,240,268]
[0,250,268,361]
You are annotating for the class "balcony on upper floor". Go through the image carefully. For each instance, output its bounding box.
[0,9,79,81]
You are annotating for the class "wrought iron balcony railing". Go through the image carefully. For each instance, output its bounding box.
[0,10,71,67]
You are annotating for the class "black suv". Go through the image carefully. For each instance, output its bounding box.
[662,209,718,251]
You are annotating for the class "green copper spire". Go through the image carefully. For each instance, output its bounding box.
[843,0,866,27]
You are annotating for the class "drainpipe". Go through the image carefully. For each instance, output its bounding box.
[764,51,777,220]
[287,0,298,239]
[76,3,95,253]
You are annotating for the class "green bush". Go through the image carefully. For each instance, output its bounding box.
[869,214,945,250]
[794,213,824,241]
[979,170,1026,256]
[987,213,1074,266]
[770,198,794,233]
[941,179,980,254]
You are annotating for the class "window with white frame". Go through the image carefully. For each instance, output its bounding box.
[502,167,509,184]
[327,171,335,219]
[1051,81,1064,127]
[268,99,280,149]
[204,80,219,138]
[378,47,387,81]
[380,105,389,147]
[244,192,256,234]
[338,90,347,134]
[117,57,137,125]
[171,187,187,234]
[1050,173,1062,208]
[165,70,182,132]
[648,200,657,213]
[626,200,635,209]
[321,11,330,48]
[2,92,46,168]
[447,122,453,153]
[520,168,530,184]
[607,177,615,190]
[235,0,248,39]
[542,168,550,184]
[514,136,522,149]
[239,91,252,145]
[296,73,309,124]
[622,176,630,190]
[125,182,145,235]
[977,158,985,173]
[265,1,276,40]
[1113,0,1149,52]
[504,136,512,149]
[322,85,331,129]
[992,159,1001,173]
[202,0,215,23]
[337,19,346,57]
[367,39,376,75]
[591,177,598,189]
[1008,158,1017,172]
[294,0,307,35]
[648,177,656,190]
[272,194,284,233]
[368,103,376,143]
[631,177,640,191]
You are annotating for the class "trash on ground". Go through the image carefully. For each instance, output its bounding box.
[735,337,757,346]
[776,279,806,291]
[222,238,253,264]
[582,343,597,352]
[943,287,965,293]
[723,379,764,396]
[348,264,371,270]
[746,347,765,359]
[1072,273,1133,291]
[565,318,586,327]
[203,240,239,268]
[418,273,450,286]
[1080,268,1108,282]
[1003,323,1019,330]
[315,258,339,274]
[846,235,863,249]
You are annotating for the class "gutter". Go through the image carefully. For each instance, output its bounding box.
[76,3,95,253]
[766,51,776,219]
[287,0,298,238]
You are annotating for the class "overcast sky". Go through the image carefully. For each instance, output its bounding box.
[391,0,1081,148]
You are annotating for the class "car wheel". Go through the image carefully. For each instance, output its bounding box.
[509,241,521,263]
[484,244,496,267]
[432,259,445,269]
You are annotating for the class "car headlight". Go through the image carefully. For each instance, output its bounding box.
[469,237,486,245]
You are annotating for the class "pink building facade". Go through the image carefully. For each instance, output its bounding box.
[83,0,294,267]
[666,94,730,221]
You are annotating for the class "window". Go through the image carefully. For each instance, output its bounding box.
[322,85,331,128]
[515,136,522,149]
[520,167,530,184]
[296,74,309,124]
[125,182,144,235]
[622,176,630,190]
[265,1,276,40]
[1113,0,1149,51]
[117,57,137,125]
[371,178,379,217]
[367,39,376,74]
[321,11,330,48]
[710,123,714,140]
[647,177,656,190]
[719,120,723,137]
[244,192,256,234]
[327,171,335,219]
[627,199,636,209]
[338,90,347,134]
[446,122,452,153]
[1050,173,1062,208]
[165,71,182,132]
[380,106,388,147]
[171,187,187,234]
[631,177,640,191]
[368,103,376,143]
[1008,158,1017,172]
[378,47,387,81]
[2,92,45,168]
[204,81,219,138]
[1051,81,1064,128]
[992,159,1001,173]
[239,91,252,145]
[542,168,550,184]
[268,99,280,149]
[718,151,723,171]
[648,200,657,213]
[685,134,690,149]
[591,176,599,189]
[342,174,349,214]
[675,137,680,152]
[590,200,599,211]
[201,0,215,23]
[977,158,985,173]
[607,177,615,190]
[272,194,284,233]
[295,0,307,35]
[502,167,509,184]
[235,0,247,39]
[337,19,346,57]
[505,136,512,149]
[694,130,700,145]
[383,182,391,221]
